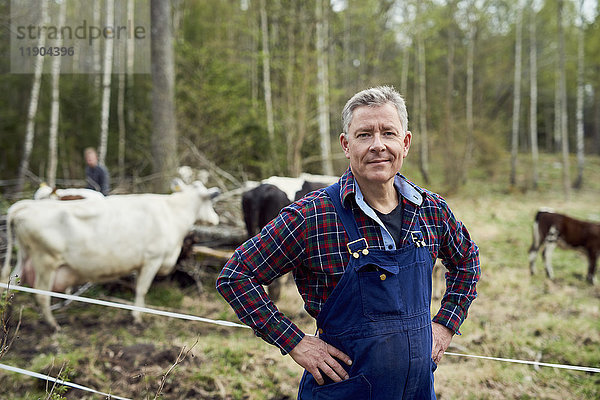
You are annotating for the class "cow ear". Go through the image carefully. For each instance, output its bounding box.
[170,178,185,192]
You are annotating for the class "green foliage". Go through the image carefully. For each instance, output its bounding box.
[0,1,598,192]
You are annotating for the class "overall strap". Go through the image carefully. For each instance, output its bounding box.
[325,183,361,242]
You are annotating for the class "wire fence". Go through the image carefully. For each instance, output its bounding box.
[0,281,598,399]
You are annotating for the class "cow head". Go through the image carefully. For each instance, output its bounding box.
[33,183,54,200]
[190,181,220,226]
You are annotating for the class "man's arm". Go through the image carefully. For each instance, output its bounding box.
[431,197,481,335]
[216,206,308,354]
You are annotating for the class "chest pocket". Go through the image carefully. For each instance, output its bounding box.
[356,261,429,321]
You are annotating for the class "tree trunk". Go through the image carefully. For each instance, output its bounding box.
[151,0,178,193]
[443,1,456,189]
[416,5,429,184]
[117,71,126,183]
[510,6,522,187]
[463,20,475,185]
[98,0,114,166]
[291,21,311,177]
[573,0,585,189]
[285,5,296,175]
[259,0,277,174]
[93,0,102,89]
[316,0,333,175]
[529,3,539,189]
[47,0,66,188]
[122,0,136,182]
[400,44,410,96]
[16,0,48,193]
[557,0,570,198]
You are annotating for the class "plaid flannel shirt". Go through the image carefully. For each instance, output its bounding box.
[216,168,480,355]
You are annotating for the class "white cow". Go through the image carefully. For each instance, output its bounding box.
[1,181,220,329]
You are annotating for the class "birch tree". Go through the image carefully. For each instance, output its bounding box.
[118,0,136,182]
[557,0,570,198]
[151,0,177,192]
[574,0,585,189]
[510,2,523,187]
[529,1,539,189]
[16,0,48,193]
[416,2,429,184]
[98,0,114,165]
[443,0,457,188]
[316,0,333,175]
[47,0,67,188]
[259,0,276,173]
[463,18,475,184]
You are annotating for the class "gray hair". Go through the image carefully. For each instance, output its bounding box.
[341,86,408,136]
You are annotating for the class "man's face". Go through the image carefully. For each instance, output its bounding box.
[85,151,98,168]
[340,103,411,186]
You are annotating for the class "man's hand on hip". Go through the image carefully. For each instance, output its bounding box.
[289,335,353,385]
[431,322,454,364]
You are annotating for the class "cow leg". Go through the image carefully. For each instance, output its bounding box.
[132,260,162,324]
[33,260,60,330]
[528,219,542,276]
[586,251,597,285]
[528,246,539,276]
[542,240,556,280]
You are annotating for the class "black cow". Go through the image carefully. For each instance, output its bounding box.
[242,184,291,237]
[294,180,329,201]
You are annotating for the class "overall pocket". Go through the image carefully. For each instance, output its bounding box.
[357,263,402,320]
[396,259,429,315]
[313,374,371,400]
[358,260,430,320]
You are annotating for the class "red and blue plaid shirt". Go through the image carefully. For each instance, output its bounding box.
[217,168,480,355]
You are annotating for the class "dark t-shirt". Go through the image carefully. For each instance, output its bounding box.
[373,201,403,247]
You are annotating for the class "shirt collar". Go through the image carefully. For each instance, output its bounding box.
[339,167,424,208]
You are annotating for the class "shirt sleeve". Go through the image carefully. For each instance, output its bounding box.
[431,197,481,335]
[100,166,110,195]
[216,205,307,354]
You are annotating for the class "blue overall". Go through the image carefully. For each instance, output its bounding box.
[297,183,437,400]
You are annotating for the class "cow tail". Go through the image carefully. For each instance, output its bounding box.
[1,211,13,282]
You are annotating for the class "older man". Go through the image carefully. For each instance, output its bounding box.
[217,86,480,399]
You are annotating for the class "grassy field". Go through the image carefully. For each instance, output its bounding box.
[1,154,599,399]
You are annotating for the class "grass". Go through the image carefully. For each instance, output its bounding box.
[1,152,599,399]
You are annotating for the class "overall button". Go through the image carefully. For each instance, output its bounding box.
[380,274,386,281]
[318,328,324,335]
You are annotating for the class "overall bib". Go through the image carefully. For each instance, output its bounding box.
[297,183,436,400]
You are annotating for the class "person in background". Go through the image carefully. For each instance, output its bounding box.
[84,147,110,195]
[217,86,481,399]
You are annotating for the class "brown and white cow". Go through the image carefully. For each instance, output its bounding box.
[33,183,106,201]
[528,209,599,284]
[1,181,220,329]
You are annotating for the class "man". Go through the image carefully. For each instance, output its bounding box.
[217,86,480,399]
[84,147,110,195]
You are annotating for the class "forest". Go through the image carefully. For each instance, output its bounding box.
[0,0,599,197]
